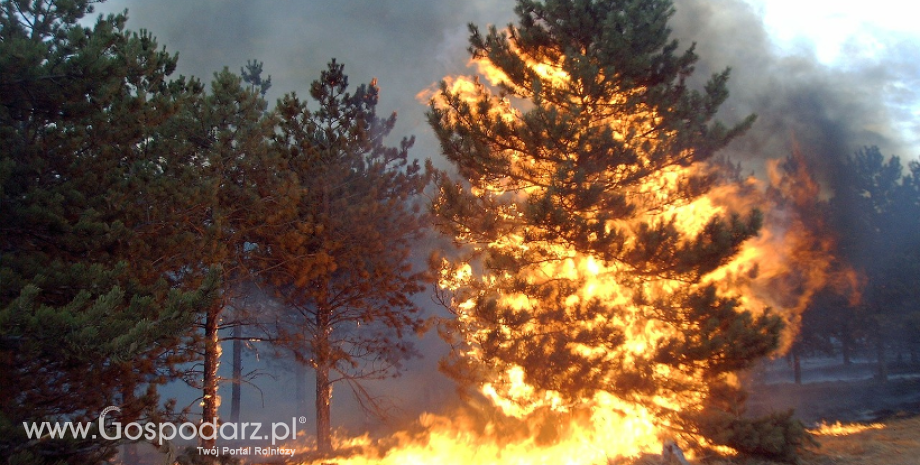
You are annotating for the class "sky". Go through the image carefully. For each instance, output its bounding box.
[84,0,920,431]
[753,0,916,63]
[749,0,920,151]
[88,0,920,173]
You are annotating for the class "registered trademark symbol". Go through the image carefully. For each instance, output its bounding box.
[299,416,307,424]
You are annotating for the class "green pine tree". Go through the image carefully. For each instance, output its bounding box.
[428,0,802,460]
[829,147,920,381]
[0,1,215,462]
[173,66,281,447]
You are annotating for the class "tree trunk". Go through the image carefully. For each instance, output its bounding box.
[119,390,138,465]
[841,323,853,366]
[314,298,333,455]
[230,323,242,423]
[793,349,802,385]
[315,363,332,455]
[876,335,888,383]
[315,188,335,454]
[201,306,221,447]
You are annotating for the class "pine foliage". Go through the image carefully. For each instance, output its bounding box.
[428,0,801,458]
[0,1,215,461]
[252,60,433,453]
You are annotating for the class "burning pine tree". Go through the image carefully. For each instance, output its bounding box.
[429,0,810,460]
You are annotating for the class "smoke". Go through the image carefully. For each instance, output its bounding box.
[669,0,917,188]
[90,0,516,163]
[94,0,918,178]
[89,0,918,432]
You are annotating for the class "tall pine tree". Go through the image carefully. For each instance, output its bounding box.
[829,147,920,381]
[429,0,802,460]
[0,1,214,462]
[173,66,280,447]
[253,60,433,455]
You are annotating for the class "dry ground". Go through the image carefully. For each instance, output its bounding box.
[693,416,920,465]
[799,416,920,465]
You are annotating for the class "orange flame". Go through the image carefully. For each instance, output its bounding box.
[811,421,884,437]
[295,49,856,465]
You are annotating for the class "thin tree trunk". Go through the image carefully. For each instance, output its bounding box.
[314,296,333,455]
[841,323,853,366]
[230,323,242,423]
[315,186,334,455]
[876,333,888,383]
[201,306,221,447]
[315,363,332,455]
[119,390,138,465]
[203,168,224,448]
[793,349,802,385]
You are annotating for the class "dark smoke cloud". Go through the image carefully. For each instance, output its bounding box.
[90,0,919,430]
[669,0,917,186]
[94,0,918,178]
[92,0,517,166]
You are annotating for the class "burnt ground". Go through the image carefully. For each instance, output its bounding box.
[746,358,920,425]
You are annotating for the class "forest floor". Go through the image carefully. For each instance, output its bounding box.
[747,359,920,424]
[720,358,920,465]
[697,416,920,465]
[798,415,920,465]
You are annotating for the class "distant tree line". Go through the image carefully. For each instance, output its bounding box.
[794,146,920,382]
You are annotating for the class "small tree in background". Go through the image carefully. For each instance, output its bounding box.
[252,60,433,455]
[227,60,274,425]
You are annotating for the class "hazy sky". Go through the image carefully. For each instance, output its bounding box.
[751,0,920,150]
[754,0,916,65]
[84,0,920,429]
[89,0,919,174]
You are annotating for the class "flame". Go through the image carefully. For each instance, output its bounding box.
[811,421,885,437]
[295,41,858,465]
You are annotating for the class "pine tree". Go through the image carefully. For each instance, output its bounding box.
[0,1,214,462]
[228,61,274,426]
[173,66,280,447]
[829,147,920,381]
[429,0,801,459]
[898,161,920,365]
[253,60,432,455]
